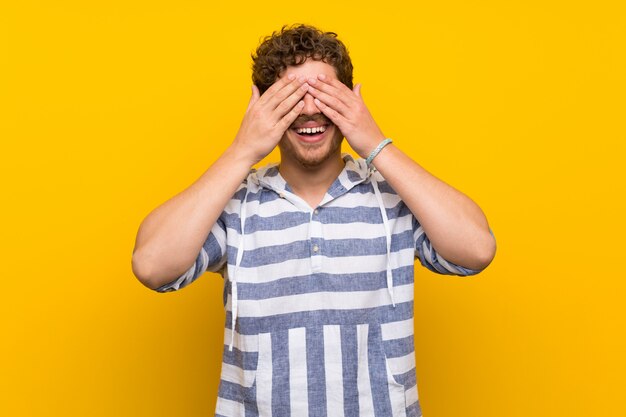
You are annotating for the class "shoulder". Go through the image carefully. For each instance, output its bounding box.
[227,161,278,204]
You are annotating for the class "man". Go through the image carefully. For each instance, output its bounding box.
[132,23,496,417]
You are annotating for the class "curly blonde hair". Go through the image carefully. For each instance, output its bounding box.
[251,23,354,95]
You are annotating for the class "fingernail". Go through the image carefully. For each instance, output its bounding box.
[308,77,317,84]
[318,74,326,80]
[288,74,296,80]
[298,75,306,82]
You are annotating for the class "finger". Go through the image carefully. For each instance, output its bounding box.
[258,74,300,107]
[318,73,348,87]
[266,75,307,110]
[312,74,356,107]
[313,97,347,127]
[247,84,261,111]
[275,99,305,132]
[353,83,362,97]
[252,84,261,101]
[273,81,309,120]
[307,84,350,116]
[273,83,311,115]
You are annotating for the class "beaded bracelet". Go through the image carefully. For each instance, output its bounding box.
[366,138,393,167]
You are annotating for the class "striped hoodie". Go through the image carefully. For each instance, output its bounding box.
[154,153,492,417]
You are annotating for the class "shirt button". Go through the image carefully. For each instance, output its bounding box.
[279,193,285,199]
[312,244,319,253]
[313,209,319,215]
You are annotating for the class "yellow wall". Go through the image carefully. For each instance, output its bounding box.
[2,1,624,416]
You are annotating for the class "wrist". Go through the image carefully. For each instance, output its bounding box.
[357,134,385,158]
[365,138,393,167]
[224,140,261,168]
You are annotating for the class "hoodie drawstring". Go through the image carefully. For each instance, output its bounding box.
[229,186,251,351]
[371,177,395,307]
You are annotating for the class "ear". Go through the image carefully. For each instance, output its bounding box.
[353,83,362,97]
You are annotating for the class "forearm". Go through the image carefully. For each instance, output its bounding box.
[303,74,495,269]
[371,143,496,270]
[132,143,254,287]
[131,75,312,289]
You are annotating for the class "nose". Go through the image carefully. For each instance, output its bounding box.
[301,91,320,115]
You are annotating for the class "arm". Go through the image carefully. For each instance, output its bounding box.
[131,146,253,290]
[132,74,311,290]
[307,74,496,271]
[372,145,496,270]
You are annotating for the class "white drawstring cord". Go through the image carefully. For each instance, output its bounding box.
[371,177,395,307]
[229,186,251,351]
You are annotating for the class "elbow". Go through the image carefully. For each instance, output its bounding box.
[131,250,159,290]
[131,249,190,292]
[474,230,497,270]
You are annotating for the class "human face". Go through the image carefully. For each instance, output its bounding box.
[278,59,344,169]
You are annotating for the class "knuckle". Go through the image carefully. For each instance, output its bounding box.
[277,100,291,112]
[276,120,288,132]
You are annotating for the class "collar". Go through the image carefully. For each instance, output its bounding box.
[249,153,373,207]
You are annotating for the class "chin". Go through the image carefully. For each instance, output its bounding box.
[281,128,343,168]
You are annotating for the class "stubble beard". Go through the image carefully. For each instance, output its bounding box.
[280,127,344,169]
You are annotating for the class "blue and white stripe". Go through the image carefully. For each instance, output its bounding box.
[155,153,491,416]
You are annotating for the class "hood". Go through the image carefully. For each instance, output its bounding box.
[250,153,371,204]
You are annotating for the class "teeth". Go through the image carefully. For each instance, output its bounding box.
[296,125,326,134]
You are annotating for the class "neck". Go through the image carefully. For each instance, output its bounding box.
[278,151,345,200]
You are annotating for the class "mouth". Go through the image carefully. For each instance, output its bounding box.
[290,123,331,143]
